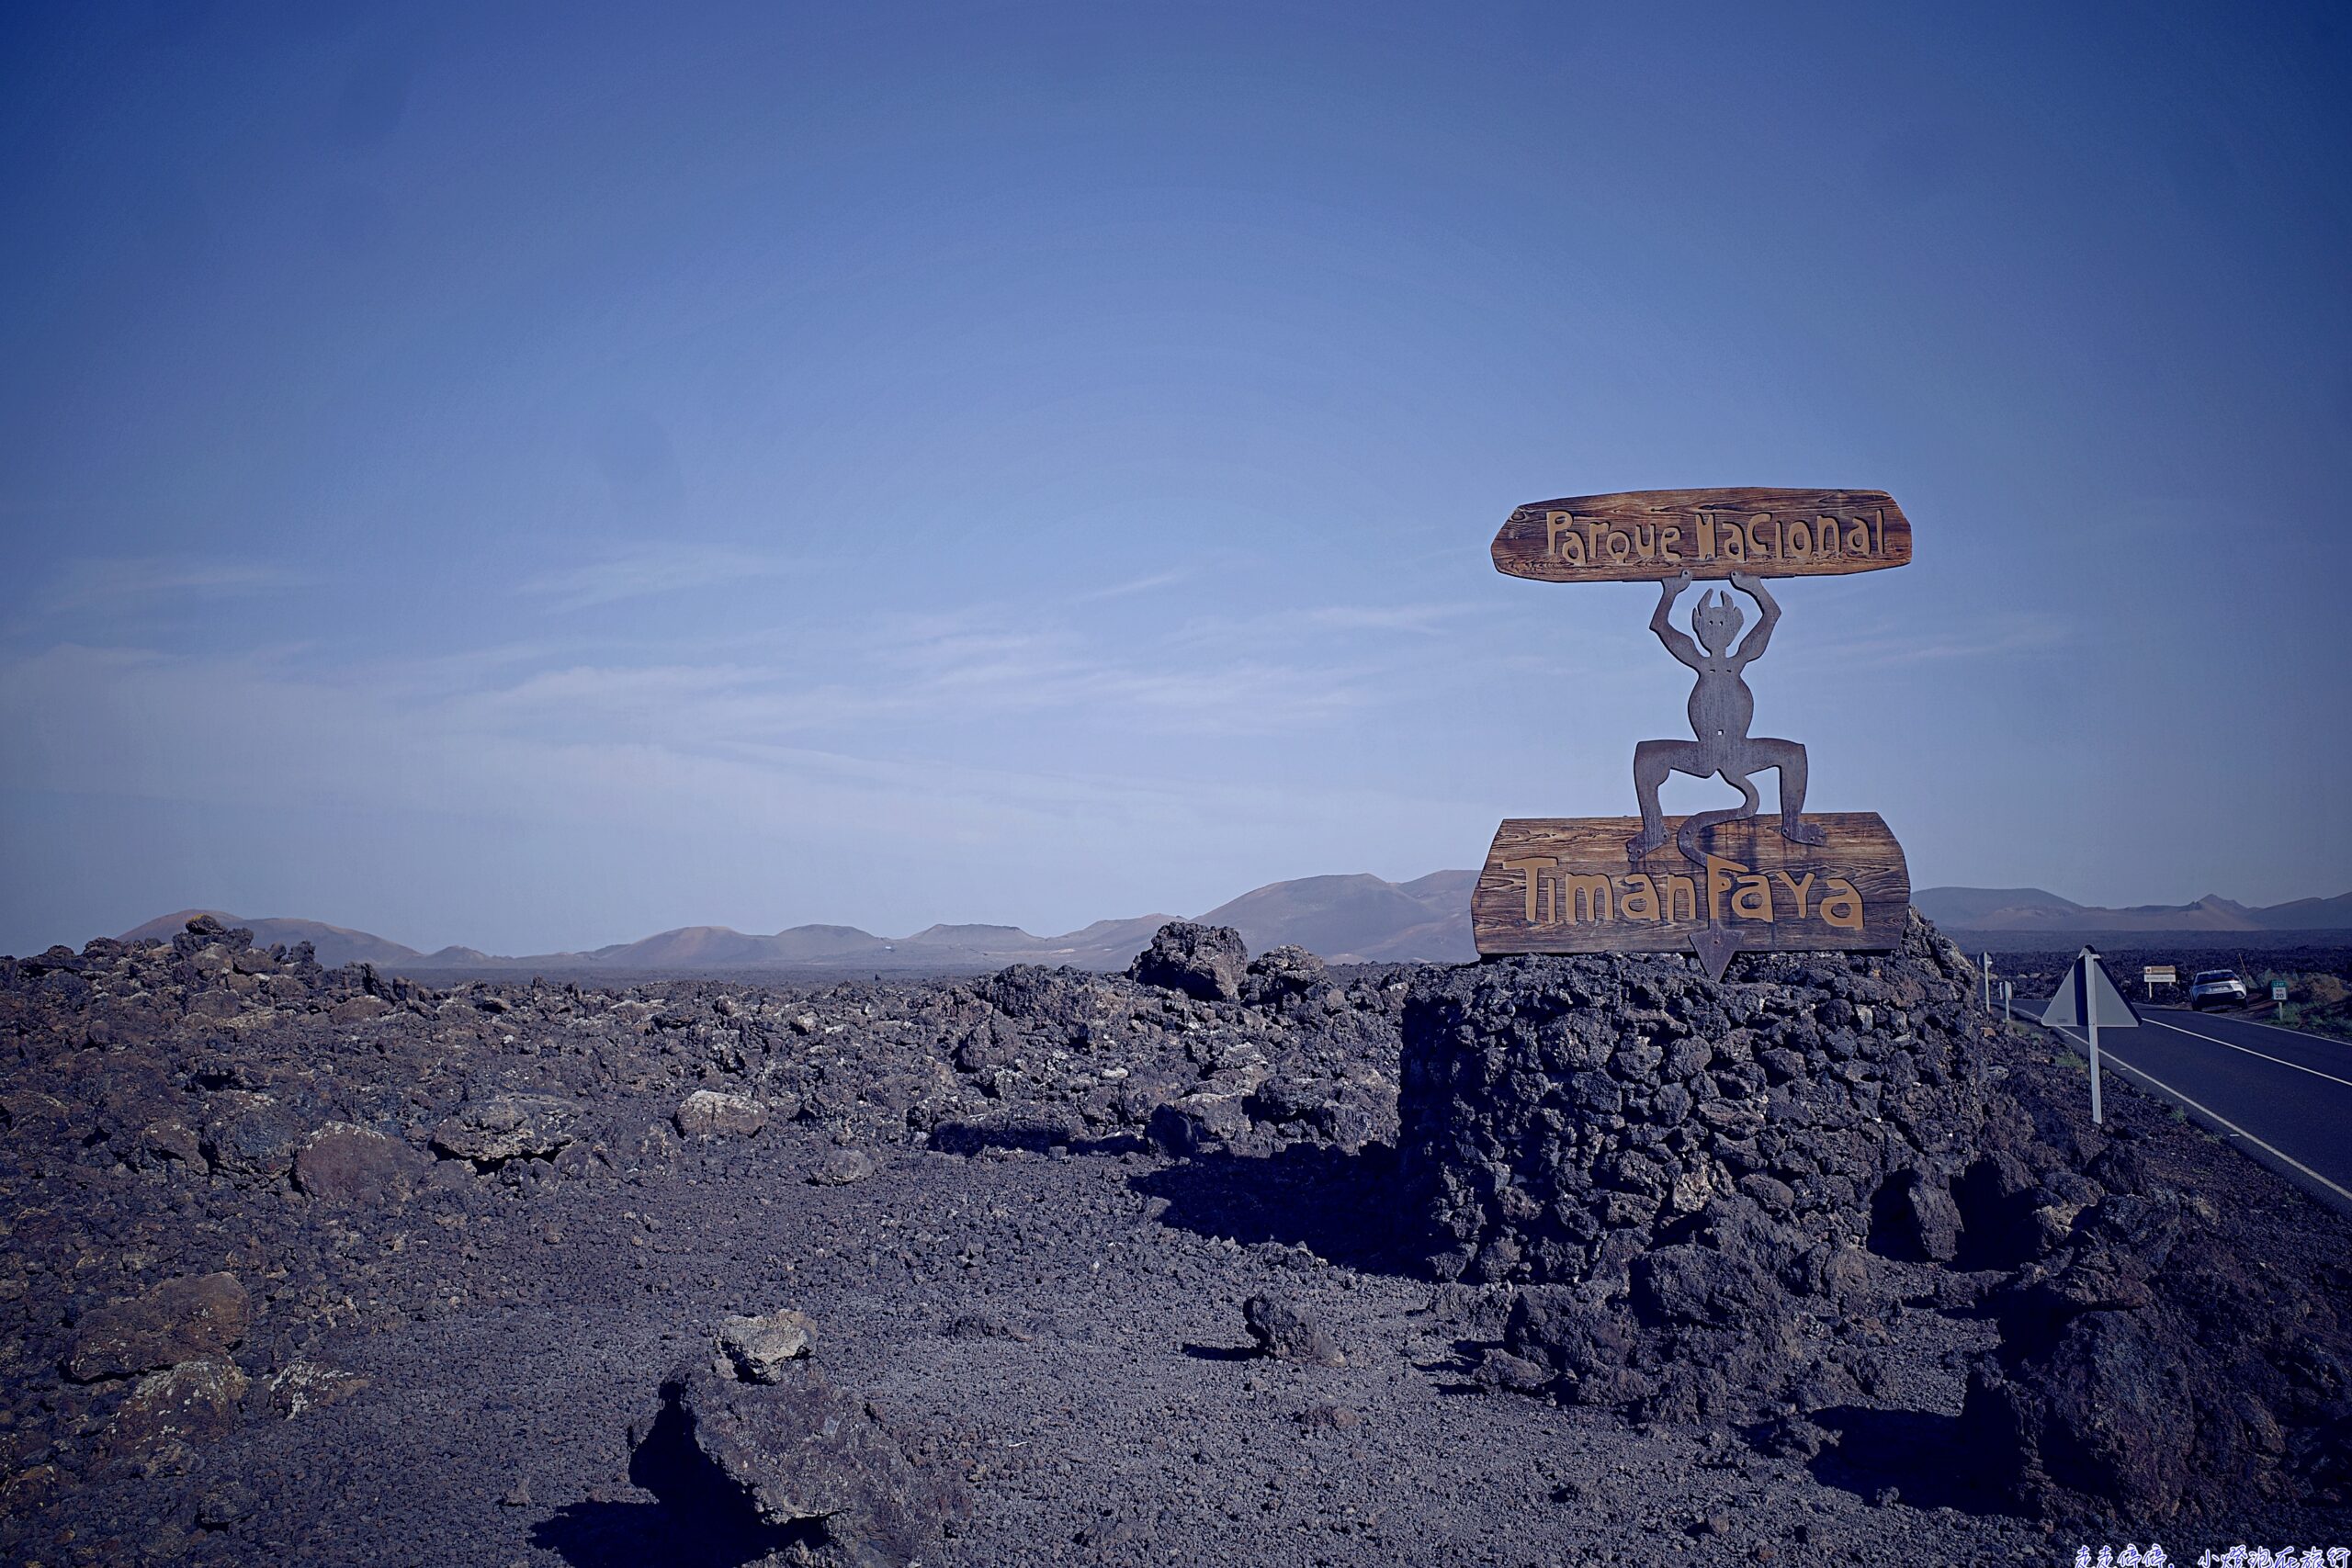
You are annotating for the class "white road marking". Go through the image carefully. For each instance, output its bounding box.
[2150,1007,2351,1050]
[2137,1015,2352,1090]
[2047,1035,2352,1207]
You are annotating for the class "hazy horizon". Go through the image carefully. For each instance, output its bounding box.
[83,870,2352,963]
[6,4,2350,958]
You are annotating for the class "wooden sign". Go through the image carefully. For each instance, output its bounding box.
[1492,488,1913,584]
[1472,812,1909,966]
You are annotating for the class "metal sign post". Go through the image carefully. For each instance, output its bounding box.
[2089,997,2101,1125]
[1982,953,1992,1010]
[2041,946,2140,1127]
[2001,979,2012,1023]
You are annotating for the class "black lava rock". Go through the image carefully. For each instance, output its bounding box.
[1126,922,1248,1004]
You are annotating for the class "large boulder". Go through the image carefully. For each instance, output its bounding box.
[1872,1166,1964,1262]
[1493,1197,1850,1424]
[200,1092,305,1179]
[633,1355,966,1567]
[327,994,393,1025]
[65,1273,250,1382]
[717,1309,816,1383]
[1632,1243,1768,1327]
[1239,944,1335,1013]
[1126,921,1247,1003]
[99,1358,249,1472]
[1960,1190,2352,1520]
[675,1089,767,1139]
[101,1354,245,1466]
[1242,1292,1345,1367]
[1962,1308,2198,1518]
[294,1123,424,1202]
[1145,1092,1250,1157]
[430,1093,579,1167]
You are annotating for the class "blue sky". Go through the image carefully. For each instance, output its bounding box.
[3,1,2348,955]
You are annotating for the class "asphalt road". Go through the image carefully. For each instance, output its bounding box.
[2019,999,2352,1214]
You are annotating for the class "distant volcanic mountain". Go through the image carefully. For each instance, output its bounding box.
[1911,886,2352,934]
[109,878,2351,977]
[117,912,430,970]
[1194,870,1478,963]
[107,870,1479,976]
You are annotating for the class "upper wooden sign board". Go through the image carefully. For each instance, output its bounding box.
[1492,487,1913,584]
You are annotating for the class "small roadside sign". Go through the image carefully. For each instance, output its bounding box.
[2143,964,2176,996]
[2042,946,2140,1032]
[2273,981,2290,1001]
[2042,946,2138,1125]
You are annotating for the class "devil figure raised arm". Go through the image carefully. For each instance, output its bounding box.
[1626,570,1826,865]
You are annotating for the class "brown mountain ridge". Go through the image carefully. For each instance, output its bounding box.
[112,877,2352,976]
[115,870,1480,975]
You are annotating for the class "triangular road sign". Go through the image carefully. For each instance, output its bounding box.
[2041,946,2141,1032]
[2039,964,2079,1030]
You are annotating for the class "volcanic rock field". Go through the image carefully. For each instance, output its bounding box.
[3,912,2347,1565]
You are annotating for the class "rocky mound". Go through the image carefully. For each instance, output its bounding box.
[1399,917,2008,1289]
[1397,913,2352,1520]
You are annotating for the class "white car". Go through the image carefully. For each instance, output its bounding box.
[2187,969,2248,1010]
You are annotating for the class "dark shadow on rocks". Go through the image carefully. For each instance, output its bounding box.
[1180,1343,1255,1362]
[530,1391,823,1568]
[1129,1142,1421,1277]
[1424,1337,1502,1396]
[927,1117,1147,1157]
[1802,1405,2007,1517]
[529,1500,814,1568]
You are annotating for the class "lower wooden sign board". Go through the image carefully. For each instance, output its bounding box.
[1473,812,1909,976]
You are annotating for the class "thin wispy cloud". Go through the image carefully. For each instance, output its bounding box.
[1298,603,1478,635]
[437,627,1370,743]
[26,557,313,618]
[1778,612,2071,672]
[517,545,795,611]
[1168,599,1479,650]
[0,639,1488,948]
[862,608,1374,732]
[1071,569,1193,604]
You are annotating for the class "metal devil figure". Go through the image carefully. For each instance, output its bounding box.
[1472,488,1917,979]
[1628,570,1821,866]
